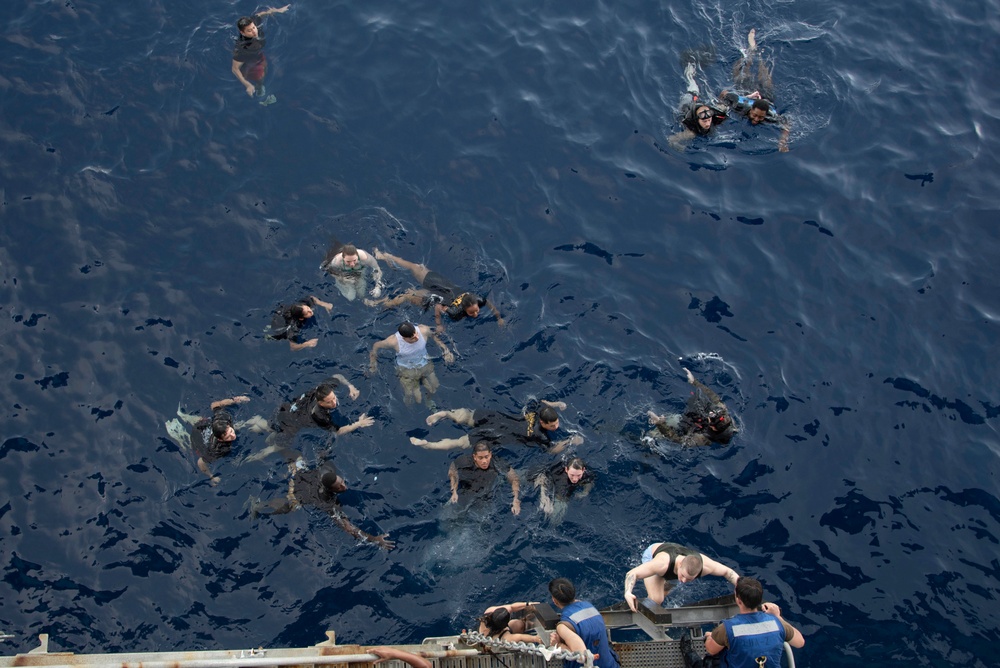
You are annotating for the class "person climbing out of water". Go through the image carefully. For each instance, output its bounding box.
[647,368,736,446]
[448,442,521,515]
[719,29,791,152]
[365,248,504,330]
[668,50,729,149]
[548,577,621,668]
[692,577,805,668]
[534,457,594,515]
[623,542,740,612]
[477,603,542,643]
[263,295,332,351]
[411,400,583,453]
[252,460,395,550]
[369,321,454,408]
[320,240,385,301]
[191,395,251,485]
[245,375,372,462]
[231,4,291,106]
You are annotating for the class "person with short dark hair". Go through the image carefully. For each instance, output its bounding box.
[321,240,385,301]
[231,5,291,105]
[448,442,520,515]
[718,29,791,151]
[547,577,620,668]
[412,400,583,453]
[365,249,503,330]
[623,542,740,612]
[190,395,251,485]
[369,321,453,407]
[252,461,395,550]
[245,375,371,462]
[477,602,541,643]
[534,457,594,515]
[699,577,805,668]
[647,368,736,446]
[669,54,728,149]
[264,295,332,351]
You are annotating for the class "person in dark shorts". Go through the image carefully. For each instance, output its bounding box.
[365,248,503,329]
[231,4,290,105]
[669,55,728,149]
[191,395,251,485]
[245,375,372,462]
[719,29,791,151]
[647,368,736,446]
[623,541,740,612]
[448,442,521,515]
[411,400,583,453]
[263,295,332,351]
[252,460,395,550]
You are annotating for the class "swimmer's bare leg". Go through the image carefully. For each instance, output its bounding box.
[426,407,475,427]
[373,250,430,284]
[732,28,757,83]
[366,288,425,309]
[409,435,471,450]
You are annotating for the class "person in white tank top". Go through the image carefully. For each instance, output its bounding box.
[369,322,454,407]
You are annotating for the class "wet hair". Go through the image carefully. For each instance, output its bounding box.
[237,16,255,32]
[289,302,311,320]
[735,577,764,609]
[472,441,492,455]
[320,467,341,491]
[460,294,482,311]
[398,322,416,338]
[341,244,358,257]
[538,406,559,424]
[566,457,585,471]
[315,384,337,403]
[682,553,704,578]
[751,99,771,114]
[482,608,511,636]
[210,413,233,439]
[548,578,576,606]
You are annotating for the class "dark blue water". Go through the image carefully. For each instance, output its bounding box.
[2,0,998,664]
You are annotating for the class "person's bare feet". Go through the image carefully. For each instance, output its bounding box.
[409,437,429,447]
[373,248,386,261]
[747,28,757,52]
[426,411,448,426]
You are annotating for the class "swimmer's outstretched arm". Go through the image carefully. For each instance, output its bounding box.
[508,468,521,516]
[485,299,504,327]
[427,327,455,364]
[329,508,395,550]
[448,461,460,503]
[257,5,291,17]
[210,395,250,410]
[535,473,554,514]
[778,116,791,153]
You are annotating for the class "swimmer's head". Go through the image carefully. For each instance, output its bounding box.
[211,414,236,442]
[397,322,418,341]
[471,442,493,470]
[320,469,348,494]
[290,303,314,320]
[565,458,586,484]
[538,405,560,432]
[748,100,770,125]
[695,106,714,132]
[460,294,482,317]
[707,409,730,431]
[481,608,511,636]
[237,17,258,38]
[341,245,360,268]
[315,384,338,409]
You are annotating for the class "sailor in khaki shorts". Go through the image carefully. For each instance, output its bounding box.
[369,322,454,408]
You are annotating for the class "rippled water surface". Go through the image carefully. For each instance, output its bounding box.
[2,0,999,665]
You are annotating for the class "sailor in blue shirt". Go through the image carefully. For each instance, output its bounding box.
[548,578,620,668]
[703,577,804,668]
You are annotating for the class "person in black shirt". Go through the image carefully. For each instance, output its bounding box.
[718,29,791,152]
[231,4,290,105]
[365,248,503,330]
[668,55,728,150]
[533,457,594,516]
[263,295,332,351]
[190,395,251,485]
[411,400,583,453]
[252,461,395,550]
[448,442,520,515]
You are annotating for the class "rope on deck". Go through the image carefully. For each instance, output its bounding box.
[459,631,594,668]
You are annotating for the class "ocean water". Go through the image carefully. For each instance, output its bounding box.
[1,0,998,665]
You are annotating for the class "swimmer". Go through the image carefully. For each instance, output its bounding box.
[190,395,251,485]
[263,295,332,351]
[668,56,728,149]
[448,442,520,515]
[623,542,740,612]
[647,368,736,446]
[534,457,594,515]
[320,240,385,301]
[365,249,503,330]
[411,400,583,453]
[369,321,454,407]
[719,29,792,151]
[231,5,291,105]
